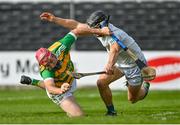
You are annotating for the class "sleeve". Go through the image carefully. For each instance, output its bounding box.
[41,69,55,80]
[58,32,77,50]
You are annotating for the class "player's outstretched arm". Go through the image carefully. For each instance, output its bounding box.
[40,12,111,36]
[40,12,81,30]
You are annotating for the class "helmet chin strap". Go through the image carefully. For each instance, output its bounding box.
[99,15,110,28]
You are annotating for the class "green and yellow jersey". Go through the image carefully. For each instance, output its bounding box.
[40,32,77,87]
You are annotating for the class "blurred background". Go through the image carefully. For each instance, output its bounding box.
[0,0,180,90]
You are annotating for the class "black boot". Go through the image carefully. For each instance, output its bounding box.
[20,75,32,85]
[105,111,117,116]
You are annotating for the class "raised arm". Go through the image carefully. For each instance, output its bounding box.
[40,12,111,37]
[40,12,83,30]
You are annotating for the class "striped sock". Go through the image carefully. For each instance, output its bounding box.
[142,81,150,99]
[31,79,41,86]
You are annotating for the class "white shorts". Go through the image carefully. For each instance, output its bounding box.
[120,65,143,86]
[115,42,147,86]
[46,79,77,105]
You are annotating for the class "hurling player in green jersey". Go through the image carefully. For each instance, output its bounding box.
[20,13,111,117]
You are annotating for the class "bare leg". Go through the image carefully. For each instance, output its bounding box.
[97,67,123,114]
[127,81,149,103]
[60,96,84,117]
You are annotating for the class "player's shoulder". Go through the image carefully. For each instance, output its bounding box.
[109,23,122,33]
[40,66,55,78]
[48,42,62,51]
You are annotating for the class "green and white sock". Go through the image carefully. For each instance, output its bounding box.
[142,81,150,99]
[31,79,41,86]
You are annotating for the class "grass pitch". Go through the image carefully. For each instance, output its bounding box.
[0,87,180,124]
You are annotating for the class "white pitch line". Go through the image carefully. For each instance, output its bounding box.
[151,111,178,120]
[0,96,47,101]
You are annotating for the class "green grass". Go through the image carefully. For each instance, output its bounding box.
[0,87,180,124]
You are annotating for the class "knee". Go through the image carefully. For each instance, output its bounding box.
[67,111,84,117]
[97,79,107,88]
[128,96,137,104]
[74,111,84,117]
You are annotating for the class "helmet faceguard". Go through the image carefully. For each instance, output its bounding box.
[86,10,110,28]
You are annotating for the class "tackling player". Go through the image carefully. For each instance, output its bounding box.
[37,11,156,116]
[20,13,111,117]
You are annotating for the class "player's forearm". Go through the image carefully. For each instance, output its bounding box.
[52,17,79,30]
[72,27,100,36]
[72,26,111,37]
[91,28,106,35]
[81,27,110,36]
[107,49,119,67]
[107,42,121,66]
[45,85,63,95]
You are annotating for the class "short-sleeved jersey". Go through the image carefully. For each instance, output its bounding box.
[39,32,77,87]
[97,23,147,68]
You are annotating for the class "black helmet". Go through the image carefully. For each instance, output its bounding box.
[86,10,109,28]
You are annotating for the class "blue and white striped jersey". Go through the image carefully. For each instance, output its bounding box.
[97,23,147,68]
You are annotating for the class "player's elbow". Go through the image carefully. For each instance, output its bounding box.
[71,29,81,37]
